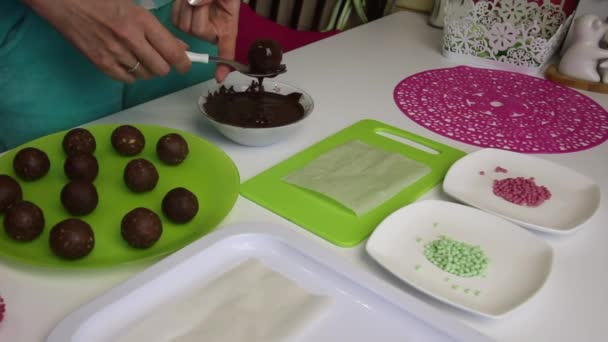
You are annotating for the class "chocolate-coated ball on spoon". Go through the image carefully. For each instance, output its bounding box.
[247,39,283,74]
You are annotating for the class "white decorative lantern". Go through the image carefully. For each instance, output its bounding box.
[442,0,574,74]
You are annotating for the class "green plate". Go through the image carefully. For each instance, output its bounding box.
[241,120,465,247]
[0,125,240,268]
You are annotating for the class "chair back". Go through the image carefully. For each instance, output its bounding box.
[245,0,337,31]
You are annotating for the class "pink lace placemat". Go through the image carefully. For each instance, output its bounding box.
[394,66,608,153]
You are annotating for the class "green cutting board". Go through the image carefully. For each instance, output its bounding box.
[241,120,465,247]
[0,125,240,268]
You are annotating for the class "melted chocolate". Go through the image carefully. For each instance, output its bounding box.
[204,81,304,128]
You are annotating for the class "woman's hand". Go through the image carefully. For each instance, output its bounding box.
[172,0,240,82]
[23,0,192,83]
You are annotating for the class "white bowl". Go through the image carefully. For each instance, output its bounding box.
[198,80,314,147]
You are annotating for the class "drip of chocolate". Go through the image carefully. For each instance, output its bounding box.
[204,81,304,128]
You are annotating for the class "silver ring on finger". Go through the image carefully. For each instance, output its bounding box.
[127,61,141,73]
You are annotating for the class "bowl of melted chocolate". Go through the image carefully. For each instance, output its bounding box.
[199,80,313,146]
[198,40,313,146]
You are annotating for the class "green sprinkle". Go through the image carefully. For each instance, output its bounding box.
[452,284,459,290]
[433,222,439,227]
[474,290,481,296]
[415,264,421,271]
[423,235,489,278]
[444,277,450,282]
[416,237,423,243]
[464,288,470,294]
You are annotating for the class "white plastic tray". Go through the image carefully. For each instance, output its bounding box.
[443,148,601,234]
[366,200,553,318]
[47,224,491,342]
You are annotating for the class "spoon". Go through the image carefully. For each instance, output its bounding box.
[186,51,287,78]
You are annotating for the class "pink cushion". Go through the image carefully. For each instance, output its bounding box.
[235,3,340,64]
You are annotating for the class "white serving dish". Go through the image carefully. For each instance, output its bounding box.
[47,223,491,342]
[198,80,314,147]
[443,148,601,234]
[366,200,553,318]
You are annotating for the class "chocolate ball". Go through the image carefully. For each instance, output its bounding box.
[50,218,94,260]
[121,208,162,249]
[61,181,98,216]
[162,187,199,224]
[64,153,99,182]
[62,128,96,156]
[4,201,44,241]
[111,125,145,156]
[0,175,22,213]
[156,133,189,165]
[124,159,159,193]
[248,39,283,74]
[13,147,50,181]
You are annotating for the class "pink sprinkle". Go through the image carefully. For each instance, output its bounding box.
[492,177,552,207]
[479,171,485,175]
[0,296,5,323]
[494,166,508,173]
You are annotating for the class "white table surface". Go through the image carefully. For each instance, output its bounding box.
[1,11,607,342]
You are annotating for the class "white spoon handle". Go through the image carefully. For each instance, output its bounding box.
[186,51,209,64]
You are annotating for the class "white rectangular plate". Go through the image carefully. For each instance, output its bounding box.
[47,223,491,342]
[366,200,553,318]
[443,148,600,234]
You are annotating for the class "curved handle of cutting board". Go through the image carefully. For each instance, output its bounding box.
[361,119,464,168]
[374,127,441,156]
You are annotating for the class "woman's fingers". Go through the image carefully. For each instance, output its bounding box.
[119,10,190,76]
[215,34,235,82]
[126,35,171,76]
[103,35,153,81]
[178,0,194,33]
[103,61,137,83]
[133,64,155,80]
[29,0,193,82]
[191,6,217,42]
[144,21,192,74]
[108,42,154,81]
[172,0,183,26]
[212,0,241,82]
[146,34,192,76]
